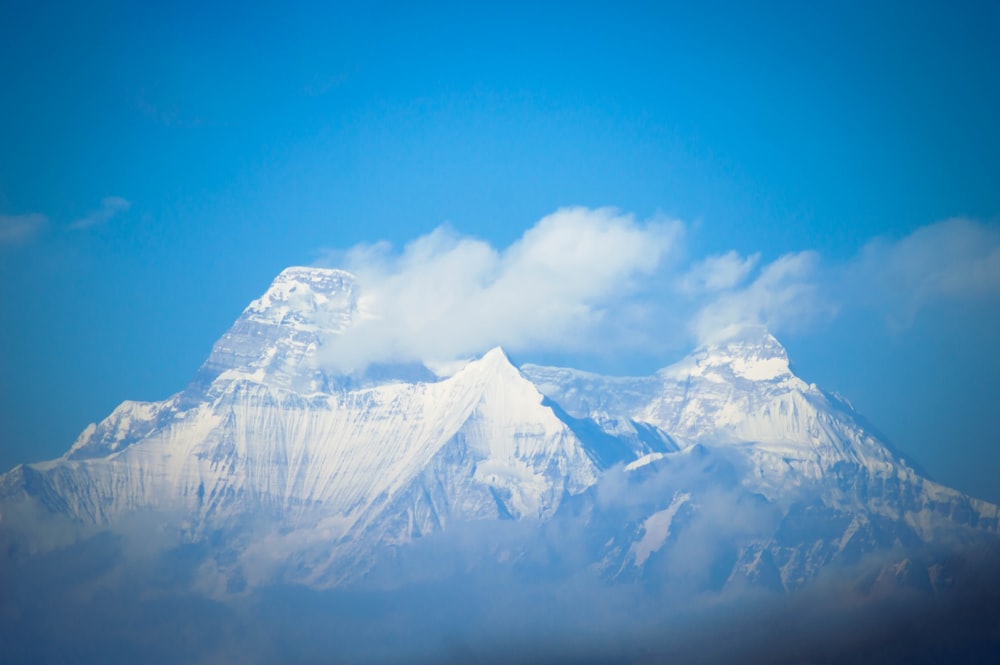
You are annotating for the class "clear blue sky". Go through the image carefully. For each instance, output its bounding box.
[1,1,998,502]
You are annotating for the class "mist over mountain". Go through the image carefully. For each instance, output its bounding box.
[2,266,998,664]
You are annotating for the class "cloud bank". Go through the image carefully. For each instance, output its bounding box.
[316,208,1000,371]
[319,207,683,371]
[3,520,999,665]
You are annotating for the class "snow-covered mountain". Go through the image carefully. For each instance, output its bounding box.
[524,326,998,535]
[1,266,996,597]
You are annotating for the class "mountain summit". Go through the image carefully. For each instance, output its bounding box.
[679,323,792,381]
[195,267,359,393]
[1,266,996,600]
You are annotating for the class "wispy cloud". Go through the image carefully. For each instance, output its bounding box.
[678,250,760,295]
[682,218,1000,343]
[849,217,1000,329]
[69,196,131,230]
[689,251,832,343]
[0,213,47,246]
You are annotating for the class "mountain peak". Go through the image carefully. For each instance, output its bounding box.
[249,267,358,328]
[663,325,791,382]
[453,346,523,383]
[193,267,360,392]
[479,345,512,364]
[270,265,356,291]
[275,265,352,279]
[6,257,1000,638]
[701,324,787,359]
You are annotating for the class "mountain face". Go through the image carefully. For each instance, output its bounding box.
[1,266,997,599]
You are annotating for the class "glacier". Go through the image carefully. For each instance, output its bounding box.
[1,265,998,663]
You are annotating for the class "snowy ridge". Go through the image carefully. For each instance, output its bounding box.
[0,321,612,586]
[524,325,897,474]
[66,398,177,460]
[33,351,588,521]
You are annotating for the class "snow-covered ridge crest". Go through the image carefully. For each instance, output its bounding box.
[0,342,618,587]
[522,324,893,483]
[66,398,176,460]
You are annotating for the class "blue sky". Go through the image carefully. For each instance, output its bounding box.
[1,1,998,502]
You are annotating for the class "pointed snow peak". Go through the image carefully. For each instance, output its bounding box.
[458,346,521,379]
[421,348,519,382]
[446,347,541,398]
[480,346,512,365]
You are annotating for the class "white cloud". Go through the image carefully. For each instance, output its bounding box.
[318,207,683,371]
[678,250,760,294]
[69,196,131,230]
[314,210,1000,369]
[689,251,831,343]
[686,218,1000,344]
[0,213,47,245]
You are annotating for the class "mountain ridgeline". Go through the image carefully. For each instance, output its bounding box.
[2,266,998,664]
